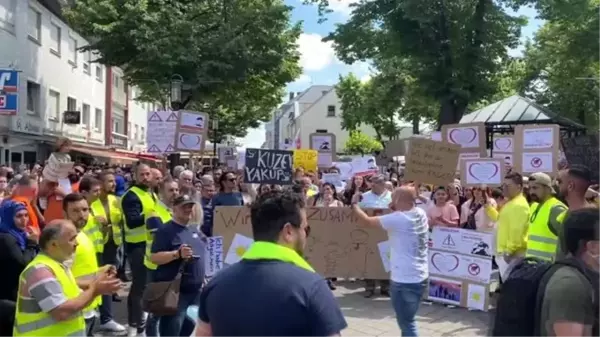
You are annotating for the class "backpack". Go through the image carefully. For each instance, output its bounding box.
[491,257,596,336]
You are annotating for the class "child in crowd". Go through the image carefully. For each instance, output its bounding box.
[42,138,73,181]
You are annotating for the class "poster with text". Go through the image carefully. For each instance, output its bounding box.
[404,138,460,186]
[244,148,293,185]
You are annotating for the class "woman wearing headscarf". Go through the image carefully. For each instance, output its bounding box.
[0,200,39,335]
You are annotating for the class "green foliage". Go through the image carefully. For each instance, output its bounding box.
[64,0,302,139]
[309,0,527,126]
[344,130,384,155]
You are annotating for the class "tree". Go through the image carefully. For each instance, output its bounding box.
[310,0,526,126]
[344,131,383,155]
[64,0,302,138]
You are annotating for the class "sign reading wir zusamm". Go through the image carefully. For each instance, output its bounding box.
[244,148,293,185]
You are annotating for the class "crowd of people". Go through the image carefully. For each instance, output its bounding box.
[0,138,596,337]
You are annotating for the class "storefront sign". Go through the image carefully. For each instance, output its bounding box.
[12,116,42,135]
[111,133,128,149]
[0,69,19,115]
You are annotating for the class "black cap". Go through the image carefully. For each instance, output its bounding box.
[173,194,196,207]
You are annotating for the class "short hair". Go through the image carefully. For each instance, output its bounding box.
[159,177,177,190]
[179,170,193,179]
[505,172,524,187]
[39,221,65,250]
[62,193,86,212]
[491,188,504,199]
[78,177,101,193]
[250,190,305,242]
[563,207,600,256]
[97,170,114,182]
[567,165,592,189]
[16,174,35,186]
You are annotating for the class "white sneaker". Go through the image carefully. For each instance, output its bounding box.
[99,320,126,332]
[128,326,137,337]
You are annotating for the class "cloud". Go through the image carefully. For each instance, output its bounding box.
[297,33,336,71]
[292,74,311,85]
[324,0,359,16]
[360,74,371,82]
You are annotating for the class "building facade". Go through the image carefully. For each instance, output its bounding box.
[0,0,150,166]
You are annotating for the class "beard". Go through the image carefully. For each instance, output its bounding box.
[294,239,305,257]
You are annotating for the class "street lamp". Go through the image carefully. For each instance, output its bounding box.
[212,118,219,168]
[170,74,184,110]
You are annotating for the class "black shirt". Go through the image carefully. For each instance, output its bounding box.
[199,259,347,336]
[0,233,37,301]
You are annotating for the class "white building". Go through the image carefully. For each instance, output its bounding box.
[270,86,382,152]
[0,0,106,166]
[127,86,151,153]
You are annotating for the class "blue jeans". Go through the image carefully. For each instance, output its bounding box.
[158,291,200,336]
[390,280,427,337]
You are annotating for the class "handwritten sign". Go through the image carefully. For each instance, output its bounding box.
[404,138,460,186]
[293,149,318,173]
[244,148,293,185]
[204,236,224,277]
[213,206,390,279]
[562,134,599,183]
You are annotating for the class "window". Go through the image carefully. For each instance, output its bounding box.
[82,50,91,74]
[127,122,131,137]
[49,22,61,56]
[112,116,124,134]
[134,124,138,140]
[67,97,76,112]
[140,127,145,141]
[0,0,16,32]
[113,74,120,89]
[81,103,90,128]
[48,90,60,120]
[27,7,41,42]
[26,81,40,115]
[95,65,102,82]
[67,36,77,66]
[326,105,336,117]
[94,108,103,132]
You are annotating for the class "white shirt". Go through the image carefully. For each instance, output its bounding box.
[379,207,429,283]
[359,190,392,209]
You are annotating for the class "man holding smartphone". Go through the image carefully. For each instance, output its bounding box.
[150,195,206,337]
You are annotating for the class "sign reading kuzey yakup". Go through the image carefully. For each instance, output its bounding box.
[244,148,293,185]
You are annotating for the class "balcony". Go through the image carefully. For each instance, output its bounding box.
[111,132,128,149]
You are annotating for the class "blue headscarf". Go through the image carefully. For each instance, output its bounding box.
[0,200,28,250]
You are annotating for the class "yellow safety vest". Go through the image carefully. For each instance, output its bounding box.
[121,186,155,244]
[13,254,86,337]
[71,232,102,314]
[144,202,173,270]
[91,195,123,246]
[82,215,104,254]
[526,197,566,261]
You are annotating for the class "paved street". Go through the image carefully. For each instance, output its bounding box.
[108,280,491,336]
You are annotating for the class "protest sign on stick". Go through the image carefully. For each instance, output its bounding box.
[244,148,293,185]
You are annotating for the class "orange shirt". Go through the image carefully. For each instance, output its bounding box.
[43,194,64,224]
[10,196,40,236]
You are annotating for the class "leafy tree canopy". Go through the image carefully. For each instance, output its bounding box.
[309,0,527,126]
[344,130,383,155]
[64,0,302,139]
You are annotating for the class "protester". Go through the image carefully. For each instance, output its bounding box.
[213,171,244,206]
[308,182,344,207]
[200,182,216,237]
[460,186,496,232]
[196,190,347,336]
[8,175,42,235]
[427,186,460,228]
[351,185,429,336]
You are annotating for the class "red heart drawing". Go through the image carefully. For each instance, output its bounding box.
[531,157,542,168]
[449,128,477,146]
[494,138,512,151]
[180,134,201,149]
[431,252,460,272]
[468,162,499,181]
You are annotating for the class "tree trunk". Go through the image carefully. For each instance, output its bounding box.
[412,115,420,134]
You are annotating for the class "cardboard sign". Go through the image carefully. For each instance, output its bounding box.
[293,149,318,173]
[561,134,599,183]
[213,206,389,279]
[461,158,505,187]
[514,124,560,175]
[243,148,293,185]
[310,133,337,167]
[428,227,493,311]
[404,138,460,186]
[442,123,487,170]
[173,110,209,152]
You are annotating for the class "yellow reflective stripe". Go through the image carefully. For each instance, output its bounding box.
[529,234,558,244]
[15,314,79,334]
[125,225,146,237]
[526,249,555,261]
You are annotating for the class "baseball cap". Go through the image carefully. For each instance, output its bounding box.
[528,172,554,192]
[173,194,196,207]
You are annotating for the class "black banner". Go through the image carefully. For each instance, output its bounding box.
[562,134,599,183]
[244,148,293,185]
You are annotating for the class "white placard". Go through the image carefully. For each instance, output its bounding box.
[446,126,480,148]
[522,152,553,173]
[147,111,177,153]
[431,227,494,258]
[493,136,514,153]
[467,284,486,311]
[377,240,391,273]
[204,236,224,277]
[429,251,492,284]
[523,127,554,149]
[464,159,503,185]
[224,233,254,265]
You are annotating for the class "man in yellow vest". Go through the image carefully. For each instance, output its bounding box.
[13,219,120,337]
[145,178,178,336]
[120,163,157,335]
[526,172,568,261]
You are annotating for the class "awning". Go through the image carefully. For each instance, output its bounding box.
[71,146,139,165]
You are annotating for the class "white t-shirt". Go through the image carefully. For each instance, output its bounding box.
[379,207,429,283]
[359,190,392,209]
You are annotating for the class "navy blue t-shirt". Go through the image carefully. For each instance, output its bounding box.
[198,260,347,336]
[151,220,206,292]
[212,192,244,206]
[200,197,214,237]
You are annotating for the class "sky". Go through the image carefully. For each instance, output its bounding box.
[237,0,543,149]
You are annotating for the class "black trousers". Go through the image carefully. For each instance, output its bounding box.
[0,299,15,336]
[126,244,147,329]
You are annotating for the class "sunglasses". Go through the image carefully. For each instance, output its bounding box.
[227,178,237,182]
